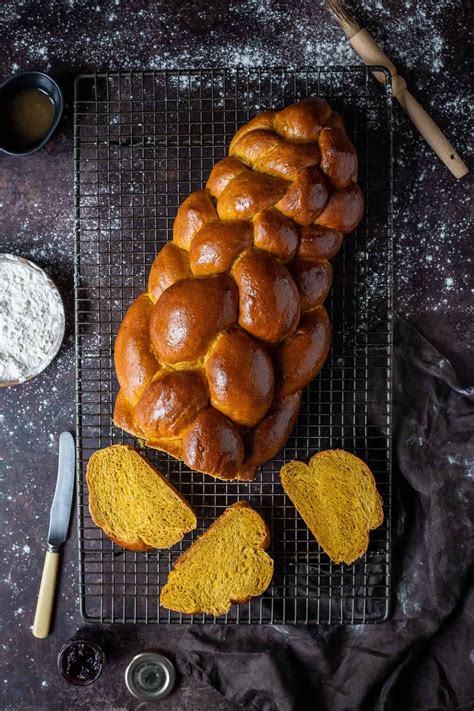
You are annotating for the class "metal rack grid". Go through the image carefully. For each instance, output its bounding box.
[74,68,393,625]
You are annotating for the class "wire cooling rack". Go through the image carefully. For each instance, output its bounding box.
[74,68,393,624]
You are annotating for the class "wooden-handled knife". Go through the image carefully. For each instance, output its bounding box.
[33,432,75,639]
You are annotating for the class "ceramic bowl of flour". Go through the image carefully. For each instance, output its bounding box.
[0,254,65,387]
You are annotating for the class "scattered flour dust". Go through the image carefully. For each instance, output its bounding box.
[0,256,63,381]
[0,0,470,321]
[0,0,457,75]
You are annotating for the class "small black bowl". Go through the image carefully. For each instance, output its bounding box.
[0,70,63,156]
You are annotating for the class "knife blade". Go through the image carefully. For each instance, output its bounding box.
[33,432,75,639]
[47,431,76,549]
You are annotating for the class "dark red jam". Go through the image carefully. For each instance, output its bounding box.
[58,638,105,686]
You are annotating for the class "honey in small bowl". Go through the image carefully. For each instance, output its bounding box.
[0,71,63,156]
[3,88,55,149]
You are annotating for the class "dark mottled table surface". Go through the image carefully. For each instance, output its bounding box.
[0,1,471,709]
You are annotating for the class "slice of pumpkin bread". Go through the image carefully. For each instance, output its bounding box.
[160,501,274,616]
[87,444,197,551]
[280,450,384,564]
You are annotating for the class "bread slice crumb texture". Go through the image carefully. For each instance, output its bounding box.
[160,501,274,616]
[280,449,384,565]
[87,444,197,551]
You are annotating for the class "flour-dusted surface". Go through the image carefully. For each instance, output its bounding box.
[0,1,472,710]
[0,256,64,381]
[0,0,471,362]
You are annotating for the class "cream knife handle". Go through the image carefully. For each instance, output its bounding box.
[33,549,59,639]
[350,28,468,179]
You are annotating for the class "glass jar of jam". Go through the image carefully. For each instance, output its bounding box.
[57,636,105,686]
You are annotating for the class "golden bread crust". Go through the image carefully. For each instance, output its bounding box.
[113,98,364,480]
[114,293,158,406]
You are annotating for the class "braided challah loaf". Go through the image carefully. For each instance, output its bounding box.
[113,98,363,481]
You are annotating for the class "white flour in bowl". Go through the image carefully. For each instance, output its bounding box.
[0,256,64,382]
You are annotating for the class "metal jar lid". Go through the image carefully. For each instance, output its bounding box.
[125,652,176,701]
